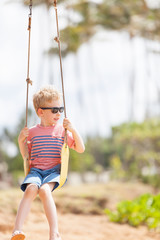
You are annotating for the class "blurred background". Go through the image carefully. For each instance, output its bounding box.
[1,0,160,239]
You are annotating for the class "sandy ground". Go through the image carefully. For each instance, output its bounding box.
[0,182,160,240]
[1,212,160,240]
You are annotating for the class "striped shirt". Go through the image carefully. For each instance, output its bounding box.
[27,124,75,170]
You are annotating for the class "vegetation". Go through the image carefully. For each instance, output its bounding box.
[72,118,160,188]
[105,193,160,230]
[108,119,160,187]
[1,113,160,187]
[0,110,32,173]
[19,0,160,56]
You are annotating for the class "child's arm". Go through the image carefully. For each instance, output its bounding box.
[18,127,29,159]
[63,118,85,153]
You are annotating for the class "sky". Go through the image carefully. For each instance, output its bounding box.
[1,0,160,139]
[146,0,160,8]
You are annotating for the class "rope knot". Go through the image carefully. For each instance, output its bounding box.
[54,37,60,43]
[53,0,57,8]
[26,78,33,85]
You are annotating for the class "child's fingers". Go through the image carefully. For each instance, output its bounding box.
[63,118,70,124]
[63,122,69,130]
[23,129,29,135]
[63,122,68,128]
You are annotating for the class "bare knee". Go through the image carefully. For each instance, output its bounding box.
[24,184,38,200]
[39,183,55,200]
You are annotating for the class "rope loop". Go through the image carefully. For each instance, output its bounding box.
[54,0,57,8]
[54,36,60,43]
[26,78,33,85]
[29,0,32,16]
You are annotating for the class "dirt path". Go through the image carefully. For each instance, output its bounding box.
[1,212,160,240]
[0,183,160,240]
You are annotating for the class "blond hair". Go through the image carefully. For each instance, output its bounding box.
[33,85,61,114]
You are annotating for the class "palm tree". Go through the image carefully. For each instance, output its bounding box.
[20,0,160,123]
[20,0,160,54]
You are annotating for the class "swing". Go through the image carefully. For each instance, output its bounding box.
[24,0,69,190]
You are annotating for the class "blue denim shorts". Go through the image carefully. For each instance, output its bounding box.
[21,164,61,192]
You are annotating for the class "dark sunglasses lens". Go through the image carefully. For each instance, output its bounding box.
[51,108,59,114]
[59,107,64,113]
[51,107,64,113]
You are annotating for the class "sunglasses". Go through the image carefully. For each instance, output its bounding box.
[40,107,64,114]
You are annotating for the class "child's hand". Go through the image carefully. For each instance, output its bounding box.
[63,118,85,153]
[18,127,29,143]
[63,118,75,133]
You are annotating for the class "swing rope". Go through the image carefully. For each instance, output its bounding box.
[23,0,69,187]
[26,0,33,127]
[53,0,68,146]
[23,0,33,176]
[53,0,70,189]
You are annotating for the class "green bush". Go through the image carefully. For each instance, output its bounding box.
[105,193,160,230]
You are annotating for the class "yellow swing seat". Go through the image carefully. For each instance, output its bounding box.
[23,142,30,177]
[57,143,69,189]
[24,156,29,177]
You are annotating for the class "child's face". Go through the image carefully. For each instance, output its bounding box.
[38,99,63,126]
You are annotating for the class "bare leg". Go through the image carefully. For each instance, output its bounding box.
[39,183,61,240]
[13,184,38,232]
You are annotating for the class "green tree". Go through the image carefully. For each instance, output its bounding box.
[108,119,160,186]
[1,109,33,173]
[20,0,160,55]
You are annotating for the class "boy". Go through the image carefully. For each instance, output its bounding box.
[11,86,85,240]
